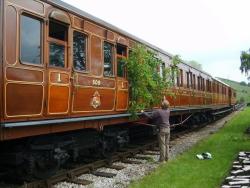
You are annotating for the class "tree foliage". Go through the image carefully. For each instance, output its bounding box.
[240,81,247,86]
[240,49,250,80]
[126,44,180,119]
[187,60,202,70]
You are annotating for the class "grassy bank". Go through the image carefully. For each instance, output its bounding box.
[130,108,250,188]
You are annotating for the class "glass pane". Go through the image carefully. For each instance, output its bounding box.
[117,58,126,77]
[20,15,41,64]
[104,42,113,76]
[49,43,65,67]
[73,31,86,71]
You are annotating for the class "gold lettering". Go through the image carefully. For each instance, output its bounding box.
[92,79,101,86]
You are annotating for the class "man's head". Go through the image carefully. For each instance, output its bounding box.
[161,99,170,109]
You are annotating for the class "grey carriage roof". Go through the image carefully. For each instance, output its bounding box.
[46,0,214,78]
[213,77,230,87]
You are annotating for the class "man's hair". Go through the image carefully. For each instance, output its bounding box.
[161,100,170,109]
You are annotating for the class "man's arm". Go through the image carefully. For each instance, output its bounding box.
[142,110,158,120]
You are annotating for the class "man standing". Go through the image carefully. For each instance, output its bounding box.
[142,99,170,162]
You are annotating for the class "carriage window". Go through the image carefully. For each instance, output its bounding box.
[198,76,203,91]
[160,63,165,78]
[180,69,183,86]
[186,72,189,88]
[208,81,210,92]
[203,78,205,91]
[103,42,114,76]
[20,15,41,64]
[193,75,196,89]
[49,20,67,41]
[73,31,87,71]
[176,74,180,87]
[117,44,127,78]
[190,72,193,88]
[117,58,126,77]
[117,45,127,56]
[49,43,65,67]
[49,20,68,67]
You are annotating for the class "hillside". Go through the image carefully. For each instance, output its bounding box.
[217,77,250,103]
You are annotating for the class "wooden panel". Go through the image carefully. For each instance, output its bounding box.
[73,16,84,29]
[166,95,175,107]
[116,90,128,111]
[129,40,136,48]
[9,0,44,15]
[6,83,43,117]
[72,88,115,112]
[179,94,190,106]
[6,67,43,83]
[50,72,69,84]
[91,36,102,76]
[107,31,114,41]
[48,85,69,114]
[117,36,128,46]
[5,5,17,65]
[175,92,181,106]
[116,80,128,111]
[85,21,105,37]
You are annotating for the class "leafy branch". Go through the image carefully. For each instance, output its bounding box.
[126,44,180,119]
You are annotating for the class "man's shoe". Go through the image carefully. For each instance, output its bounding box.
[158,160,166,164]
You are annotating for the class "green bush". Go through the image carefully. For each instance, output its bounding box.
[126,44,180,119]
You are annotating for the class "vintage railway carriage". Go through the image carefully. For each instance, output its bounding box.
[166,62,214,108]
[165,62,233,109]
[0,0,236,179]
[2,0,134,141]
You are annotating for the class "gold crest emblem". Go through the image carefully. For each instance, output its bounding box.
[91,91,101,109]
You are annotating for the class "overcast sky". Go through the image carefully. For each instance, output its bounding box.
[62,0,250,82]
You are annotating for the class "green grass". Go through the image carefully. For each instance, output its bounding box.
[130,108,250,188]
[218,77,250,103]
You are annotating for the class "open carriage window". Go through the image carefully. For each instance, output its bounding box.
[103,42,114,77]
[49,20,67,41]
[73,31,87,71]
[49,20,68,68]
[20,15,42,65]
[117,45,127,56]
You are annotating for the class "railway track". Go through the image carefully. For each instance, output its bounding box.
[22,140,159,188]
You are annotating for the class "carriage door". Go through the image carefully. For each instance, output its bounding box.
[46,11,71,116]
[115,44,129,111]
